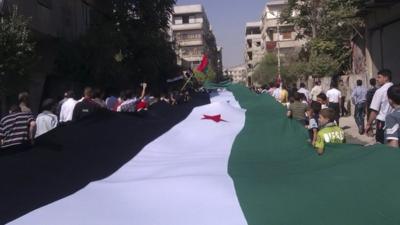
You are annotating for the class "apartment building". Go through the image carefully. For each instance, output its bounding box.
[260,0,305,57]
[245,21,263,80]
[226,65,247,84]
[171,4,221,75]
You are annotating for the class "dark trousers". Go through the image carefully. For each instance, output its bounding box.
[354,102,366,130]
[376,120,385,144]
[341,96,348,116]
[328,102,340,125]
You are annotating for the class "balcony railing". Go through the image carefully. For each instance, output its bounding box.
[171,23,203,31]
[177,40,203,47]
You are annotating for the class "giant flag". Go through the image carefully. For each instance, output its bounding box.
[2,85,400,225]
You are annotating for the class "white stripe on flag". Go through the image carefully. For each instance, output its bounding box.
[9,90,248,225]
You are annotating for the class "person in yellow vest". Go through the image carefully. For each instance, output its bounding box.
[314,108,345,155]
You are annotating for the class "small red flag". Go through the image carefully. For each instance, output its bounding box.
[196,54,208,73]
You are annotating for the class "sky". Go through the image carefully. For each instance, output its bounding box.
[176,0,268,69]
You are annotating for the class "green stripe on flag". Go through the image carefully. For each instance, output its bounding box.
[227,84,400,225]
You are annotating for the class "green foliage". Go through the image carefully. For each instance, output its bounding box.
[281,0,364,77]
[253,54,278,85]
[307,51,340,78]
[194,67,217,85]
[0,5,35,95]
[252,53,299,85]
[53,0,178,90]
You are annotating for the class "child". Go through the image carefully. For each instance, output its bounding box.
[385,84,400,148]
[317,93,328,109]
[287,92,307,125]
[314,108,345,155]
[299,93,308,105]
[306,107,319,146]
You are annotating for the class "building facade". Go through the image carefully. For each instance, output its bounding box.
[243,0,305,86]
[352,0,400,83]
[1,0,108,113]
[2,0,106,40]
[260,0,305,58]
[171,4,222,75]
[245,21,263,83]
[226,65,247,84]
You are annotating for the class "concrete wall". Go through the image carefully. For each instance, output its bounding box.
[364,2,400,83]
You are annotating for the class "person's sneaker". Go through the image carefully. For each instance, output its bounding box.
[358,128,365,135]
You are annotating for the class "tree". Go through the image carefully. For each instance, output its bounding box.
[252,53,298,85]
[52,0,178,92]
[253,54,279,85]
[0,5,35,114]
[281,0,364,77]
[109,0,178,87]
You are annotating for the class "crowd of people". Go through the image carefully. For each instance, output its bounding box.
[254,69,398,155]
[0,83,194,151]
[2,69,399,155]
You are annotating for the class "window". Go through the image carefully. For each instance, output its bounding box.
[189,16,196,23]
[181,47,203,57]
[175,31,201,41]
[192,61,201,67]
[282,31,292,40]
[174,17,182,25]
[247,39,252,48]
[247,52,253,61]
[37,0,52,9]
[182,15,189,24]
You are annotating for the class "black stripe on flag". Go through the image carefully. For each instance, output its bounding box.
[0,93,210,224]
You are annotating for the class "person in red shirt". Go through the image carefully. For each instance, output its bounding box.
[136,83,148,112]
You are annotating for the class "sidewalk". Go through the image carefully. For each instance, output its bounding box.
[339,116,376,145]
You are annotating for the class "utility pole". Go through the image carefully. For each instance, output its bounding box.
[276,13,281,80]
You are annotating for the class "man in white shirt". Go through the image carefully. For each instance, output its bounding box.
[365,69,394,143]
[272,83,281,102]
[59,91,78,123]
[326,82,342,125]
[36,99,58,138]
[310,81,322,102]
[297,83,310,102]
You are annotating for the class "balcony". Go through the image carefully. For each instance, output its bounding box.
[278,39,305,49]
[171,23,203,31]
[174,4,203,15]
[262,18,293,30]
[182,55,203,62]
[178,39,203,47]
[246,34,262,41]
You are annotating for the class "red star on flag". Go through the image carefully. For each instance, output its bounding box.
[202,114,227,123]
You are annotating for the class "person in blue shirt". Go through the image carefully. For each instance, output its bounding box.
[351,80,368,134]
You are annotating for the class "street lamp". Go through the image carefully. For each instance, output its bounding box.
[270,11,281,80]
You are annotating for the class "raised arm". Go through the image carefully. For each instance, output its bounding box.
[140,83,147,99]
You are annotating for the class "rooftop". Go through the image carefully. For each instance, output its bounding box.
[174,4,203,15]
[246,21,262,28]
[266,0,288,6]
